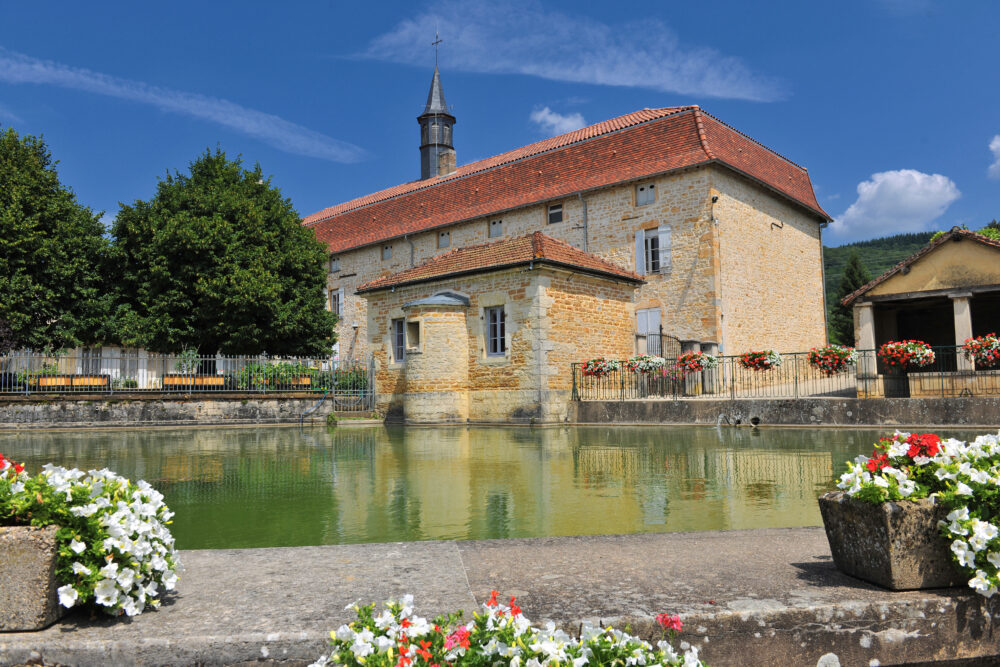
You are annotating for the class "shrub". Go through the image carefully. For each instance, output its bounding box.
[326,412,339,427]
[0,453,181,616]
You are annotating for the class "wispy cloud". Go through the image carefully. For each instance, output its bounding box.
[988,135,1000,180]
[530,106,585,137]
[0,48,365,163]
[362,0,785,102]
[834,169,960,238]
[0,101,21,123]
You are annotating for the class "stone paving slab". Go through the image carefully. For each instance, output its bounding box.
[1,528,998,666]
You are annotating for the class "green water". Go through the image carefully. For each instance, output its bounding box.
[0,425,947,550]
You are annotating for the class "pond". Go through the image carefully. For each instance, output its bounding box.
[0,425,959,550]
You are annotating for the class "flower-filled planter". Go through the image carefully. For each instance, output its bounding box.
[877,340,935,369]
[625,355,668,375]
[963,333,1000,369]
[824,431,1000,596]
[737,350,782,371]
[162,374,225,388]
[581,357,621,378]
[0,452,181,624]
[674,351,718,375]
[311,593,705,667]
[807,344,857,376]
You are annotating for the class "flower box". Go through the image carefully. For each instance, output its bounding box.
[818,491,964,590]
[29,374,109,389]
[162,374,225,388]
[0,525,67,631]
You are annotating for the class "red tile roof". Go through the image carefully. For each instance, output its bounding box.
[842,228,1000,306]
[356,232,643,293]
[305,106,830,254]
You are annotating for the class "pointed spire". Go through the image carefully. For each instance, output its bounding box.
[423,66,449,115]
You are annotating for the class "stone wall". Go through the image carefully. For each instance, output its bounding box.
[711,168,827,354]
[328,165,825,361]
[0,395,340,429]
[366,266,636,423]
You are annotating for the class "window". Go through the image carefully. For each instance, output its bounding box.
[329,288,343,316]
[382,245,393,261]
[119,348,139,379]
[636,182,656,206]
[489,219,503,238]
[547,204,563,224]
[392,318,406,362]
[486,306,506,356]
[329,256,340,273]
[438,230,450,249]
[406,320,421,351]
[634,225,672,275]
[636,307,662,356]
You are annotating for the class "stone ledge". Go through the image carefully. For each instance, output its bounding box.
[0,529,995,666]
[0,525,64,632]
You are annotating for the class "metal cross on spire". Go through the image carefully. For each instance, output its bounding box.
[432,32,443,68]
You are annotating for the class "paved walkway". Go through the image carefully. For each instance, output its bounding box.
[1,528,996,666]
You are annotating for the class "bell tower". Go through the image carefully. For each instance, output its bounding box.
[418,37,456,179]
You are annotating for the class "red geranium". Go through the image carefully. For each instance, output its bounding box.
[866,452,891,472]
[906,433,941,458]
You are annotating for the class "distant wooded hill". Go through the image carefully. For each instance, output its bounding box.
[822,231,935,325]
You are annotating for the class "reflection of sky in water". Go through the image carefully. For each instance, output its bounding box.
[0,426,971,550]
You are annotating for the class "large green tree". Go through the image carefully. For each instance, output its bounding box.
[829,251,872,346]
[108,149,337,356]
[0,127,109,350]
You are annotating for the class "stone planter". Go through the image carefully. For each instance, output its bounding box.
[0,525,67,631]
[818,491,966,590]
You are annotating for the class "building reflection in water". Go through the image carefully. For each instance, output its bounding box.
[1,425,902,549]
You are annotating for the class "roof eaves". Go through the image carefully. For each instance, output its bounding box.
[708,160,831,222]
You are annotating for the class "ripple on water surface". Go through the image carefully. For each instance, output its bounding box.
[0,425,924,550]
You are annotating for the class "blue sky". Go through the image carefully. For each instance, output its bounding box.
[1,1,997,245]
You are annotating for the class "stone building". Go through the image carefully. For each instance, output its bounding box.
[304,68,831,421]
[357,232,641,422]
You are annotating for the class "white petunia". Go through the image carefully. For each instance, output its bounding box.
[969,570,997,597]
[57,584,78,608]
[94,579,119,607]
[956,481,974,496]
[72,562,91,575]
[98,561,119,579]
[952,540,977,568]
[69,539,86,554]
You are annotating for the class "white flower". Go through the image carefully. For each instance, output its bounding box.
[72,562,91,575]
[99,561,119,579]
[350,640,374,658]
[94,579,120,607]
[69,539,86,554]
[969,570,997,597]
[956,481,974,496]
[873,475,889,489]
[375,636,393,653]
[947,507,970,523]
[952,540,977,568]
[57,584,78,608]
[334,625,354,641]
[161,570,178,591]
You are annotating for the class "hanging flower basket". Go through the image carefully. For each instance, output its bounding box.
[738,350,782,371]
[823,431,1000,596]
[580,357,621,378]
[674,351,718,375]
[624,355,668,375]
[962,333,1000,369]
[877,340,935,369]
[807,344,857,376]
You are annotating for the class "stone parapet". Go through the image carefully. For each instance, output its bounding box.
[0,525,64,631]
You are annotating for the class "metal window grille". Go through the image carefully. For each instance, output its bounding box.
[393,318,406,362]
[547,204,563,224]
[486,307,506,356]
[489,219,503,237]
[636,183,655,206]
[644,235,661,273]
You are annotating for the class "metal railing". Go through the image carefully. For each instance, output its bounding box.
[0,349,375,410]
[572,347,1000,401]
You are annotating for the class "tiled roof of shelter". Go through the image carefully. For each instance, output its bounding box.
[356,232,643,293]
[305,106,831,253]
[842,227,1000,306]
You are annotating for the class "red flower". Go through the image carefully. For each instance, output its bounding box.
[906,433,941,458]
[416,640,433,660]
[13,463,23,474]
[656,613,683,631]
[487,590,499,607]
[509,596,522,617]
[866,452,890,472]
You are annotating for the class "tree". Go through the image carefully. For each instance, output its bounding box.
[829,251,872,346]
[108,149,337,356]
[0,127,109,350]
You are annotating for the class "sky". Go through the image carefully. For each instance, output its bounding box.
[1,1,998,245]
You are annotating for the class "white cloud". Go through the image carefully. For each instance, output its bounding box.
[0,102,21,123]
[529,107,586,137]
[988,135,1000,180]
[835,169,960,238]
[362,0,785,102]
[0,48,365,163]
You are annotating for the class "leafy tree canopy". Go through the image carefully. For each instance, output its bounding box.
[0,127,109,350]
[829,251,872,346]
[108,149,337,356]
